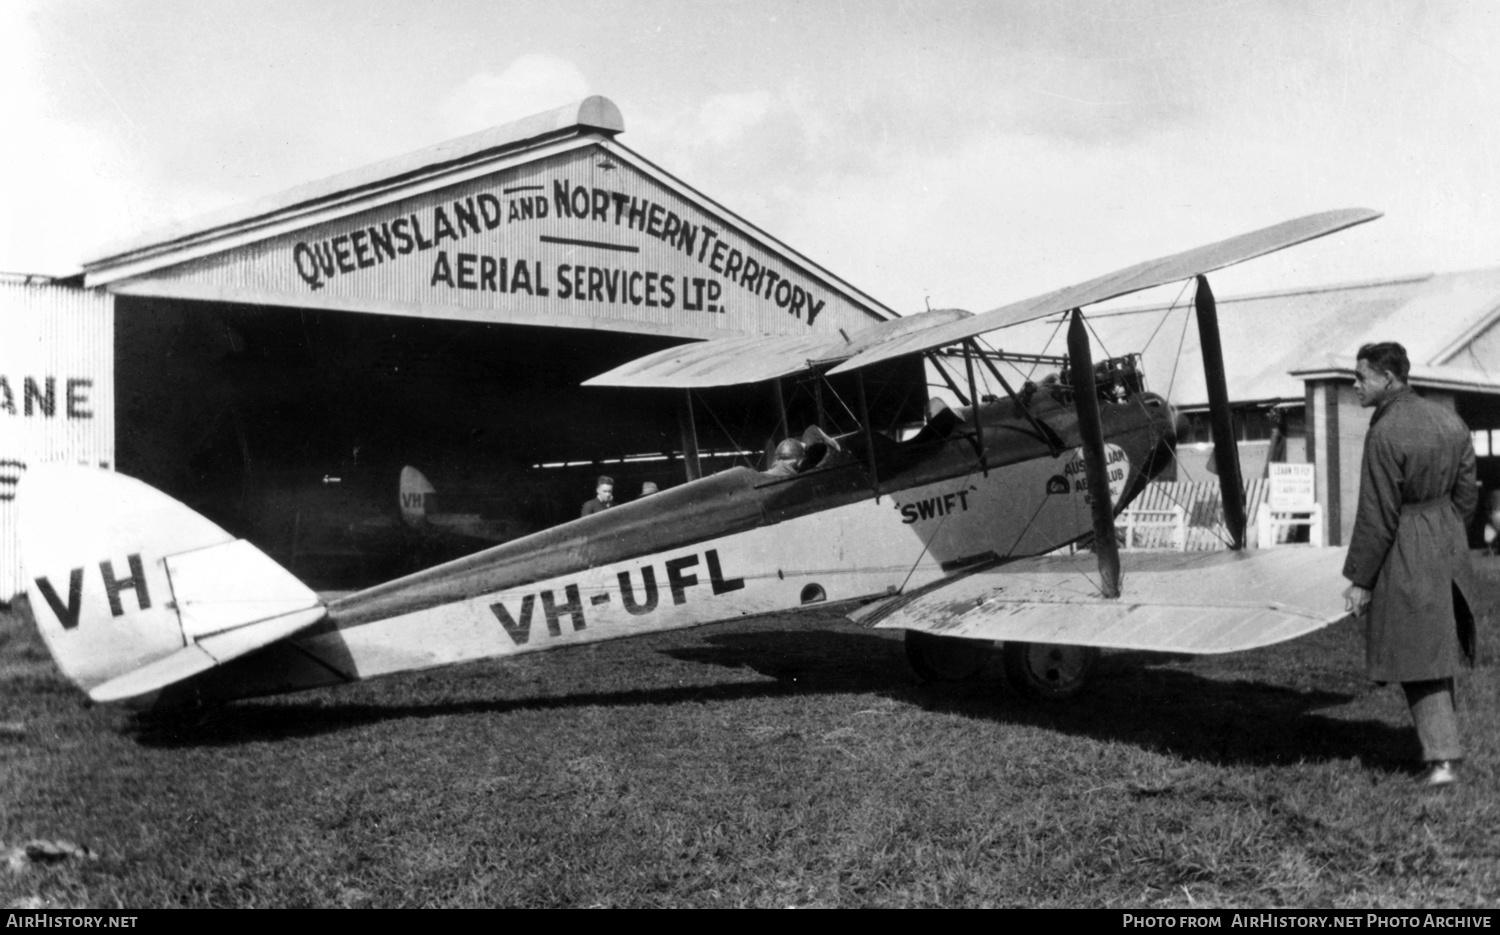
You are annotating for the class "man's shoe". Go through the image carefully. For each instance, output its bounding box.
[1417,761,1459,787]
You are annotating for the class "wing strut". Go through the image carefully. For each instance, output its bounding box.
[962,340,987,475]
[974,347,1065,456]
[679,391,702,481]
[927,352,970,407]
[1067,309,1122,597]
[1194,275,1246,549]
[772,377,789,441]
[856,371,880,497]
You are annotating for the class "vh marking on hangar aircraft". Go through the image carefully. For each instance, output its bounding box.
[21,209,1378,708]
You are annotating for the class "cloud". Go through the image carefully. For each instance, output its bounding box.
[695,90,775,146]
[742,4,1500,315]
[0,3,229,273]
[437,54,590,137]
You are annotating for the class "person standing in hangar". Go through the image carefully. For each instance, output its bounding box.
[581,475,615,517]
[1341,342,1479,787]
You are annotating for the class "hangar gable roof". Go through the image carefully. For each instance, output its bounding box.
[85,97,893,340]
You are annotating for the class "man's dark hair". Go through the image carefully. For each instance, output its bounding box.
[1357,342,1410,380]
[596,475,614,487]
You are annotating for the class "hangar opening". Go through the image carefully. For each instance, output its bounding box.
[112,295,919,584]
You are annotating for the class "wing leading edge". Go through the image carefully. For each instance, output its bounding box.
[583,308,973,388]
[829,208,1382,375]
[863,547,1351,655]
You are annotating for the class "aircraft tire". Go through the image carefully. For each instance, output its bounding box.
[904,631,990,682]
[1001,642,1099,700]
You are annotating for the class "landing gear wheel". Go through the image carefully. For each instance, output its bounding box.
[1002,642,1098,700]
[904,631,991,682]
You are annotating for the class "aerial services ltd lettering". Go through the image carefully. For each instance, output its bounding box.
[487,549,744,646]
[427,253,726,313]
[289,178,827,325]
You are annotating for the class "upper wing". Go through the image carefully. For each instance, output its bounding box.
[583,333,845,388]
[584,308,972,388]
[829,208,1382,375]
[859,547,1350,654]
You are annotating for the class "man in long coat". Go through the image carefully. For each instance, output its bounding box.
[1342,342,1478,787]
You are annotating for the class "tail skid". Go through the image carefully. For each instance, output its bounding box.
[21,466,327,704]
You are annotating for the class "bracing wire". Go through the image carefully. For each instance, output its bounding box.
[1028,314,1070,382]
[1163,299,1195,407]
[1083,313,1114,363]
[1139,279,1194,356]
[694,390,758,469]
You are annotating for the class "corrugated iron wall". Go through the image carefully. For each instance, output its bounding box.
[0,278,114,599]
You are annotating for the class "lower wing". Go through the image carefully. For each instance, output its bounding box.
[859,547,1350,654]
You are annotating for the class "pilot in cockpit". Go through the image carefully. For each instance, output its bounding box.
[764,438,806,477]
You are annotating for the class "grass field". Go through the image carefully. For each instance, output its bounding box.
[3,562,1499,908]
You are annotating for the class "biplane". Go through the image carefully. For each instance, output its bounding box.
[20,209,1378,709]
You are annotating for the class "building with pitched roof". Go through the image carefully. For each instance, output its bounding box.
[996,270,1500,544]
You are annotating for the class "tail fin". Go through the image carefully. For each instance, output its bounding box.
[399,466,435,527]
[20,466,325,704]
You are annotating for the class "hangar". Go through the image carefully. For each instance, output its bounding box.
[0,97,914,594]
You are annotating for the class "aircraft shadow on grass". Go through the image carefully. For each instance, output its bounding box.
[130,625,1419,773]
[671,630,1421,773]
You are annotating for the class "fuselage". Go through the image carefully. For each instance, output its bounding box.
[186,389,1176,702]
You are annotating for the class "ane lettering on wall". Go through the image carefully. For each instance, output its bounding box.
[0,377,94,419]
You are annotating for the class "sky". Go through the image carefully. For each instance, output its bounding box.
[3,0,1498,315]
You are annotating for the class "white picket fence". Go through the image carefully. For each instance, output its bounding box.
[1116,480,1269,551]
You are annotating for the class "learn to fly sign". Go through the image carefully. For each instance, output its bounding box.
[125,147,883,338]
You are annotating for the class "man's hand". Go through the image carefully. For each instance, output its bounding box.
[1343,583,1371,616]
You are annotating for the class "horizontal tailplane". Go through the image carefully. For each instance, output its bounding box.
[21,466,326,703]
